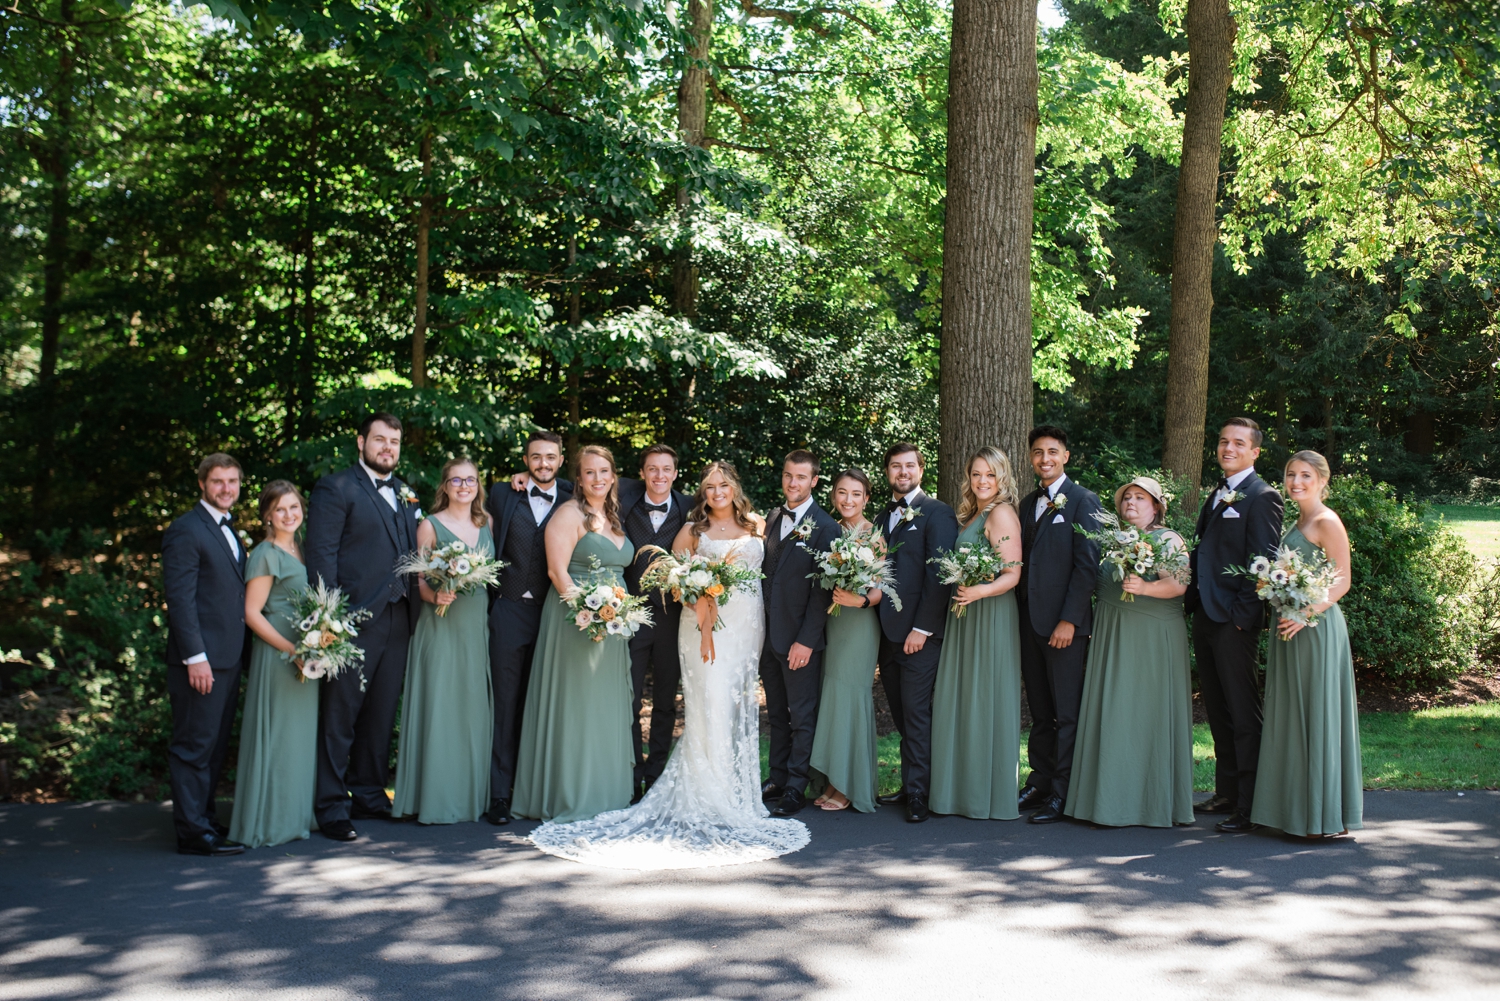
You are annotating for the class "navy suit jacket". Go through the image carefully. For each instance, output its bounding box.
[1187,470,1284,630]
[162,503,249,670]
[875,490,960,643]
[1017,479,1103,638]
[305,464,421,626]
[763,501,841,656]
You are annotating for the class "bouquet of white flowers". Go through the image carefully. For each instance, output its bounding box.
[1075,512,1192,602]
[561,557,653,642]
[805,523,902,616]
[285,578,372,683]
[394,539,506,617]
[930,536,1019,618]
[638,544,763,661]
[1228,545,1341,634]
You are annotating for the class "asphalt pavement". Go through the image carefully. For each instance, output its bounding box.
[1,792,1497,1000]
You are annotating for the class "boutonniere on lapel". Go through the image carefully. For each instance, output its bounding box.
[237,529,253,549]
[895,505,923,526]
[1220,489,1246,506]
[396,483,424,520]
[790,518,816,543]
[1044,492,1068,516]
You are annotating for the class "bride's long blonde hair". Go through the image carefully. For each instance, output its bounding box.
[688,460,761,538]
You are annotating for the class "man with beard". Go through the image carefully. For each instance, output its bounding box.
[305,413,421,842]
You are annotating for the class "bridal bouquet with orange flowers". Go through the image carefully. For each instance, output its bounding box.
[638,545,763,662]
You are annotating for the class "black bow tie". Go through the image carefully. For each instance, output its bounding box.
[530,486,555,502]
[645,502,669,514]
[218,515,234,529]
[373,477,394,492]
[1216,477,1230,490]
[885,497,909,512]
[781,506,799,520]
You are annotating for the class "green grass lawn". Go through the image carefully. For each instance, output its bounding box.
[765,704,1500,795]
[1431,504,1500,560]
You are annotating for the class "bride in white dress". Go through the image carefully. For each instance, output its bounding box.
[529,461,810,870]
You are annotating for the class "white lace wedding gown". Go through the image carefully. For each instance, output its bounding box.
[529,536,810,869]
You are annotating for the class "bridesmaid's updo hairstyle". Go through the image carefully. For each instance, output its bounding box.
[431,456,488,528]
[257,480,306,540]
[572,444,624,535]
[1285,449,1333,499]
[689,460,761,538]
[956,446,1018,524]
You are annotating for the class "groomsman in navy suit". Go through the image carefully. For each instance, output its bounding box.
[1016,426,1103,824]
[1188,417,1283,833]
[484,430,572,825]
[618,445,691,801]
[305,413,421,842]
[162,453,250,855]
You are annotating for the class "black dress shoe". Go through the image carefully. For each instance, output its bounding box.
[905,795,930,823]
[761,781,783,803]
[1215,814,1258,834]
[771,789,806,817]
[1017,785,1048,812]
[320,819,358,842]
[1195,794,1234,814]
[351,804,393,821]
[209,819,230,838]
[177,833,246,857]
[483,798,512,826]
[876,789,907,807]
[1028,795,1067,824]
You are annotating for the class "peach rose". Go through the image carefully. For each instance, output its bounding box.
[705,582,725,598]
[613,586,627,600]
[599,604,617,622]
[318,630,338,648]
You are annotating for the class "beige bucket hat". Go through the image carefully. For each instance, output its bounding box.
[1113,475,1168,516]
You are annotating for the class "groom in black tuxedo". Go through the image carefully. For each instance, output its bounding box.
[873,443,959,823]
[760,449,840,818]
[162,453,250,856]
[1015,426,1103,824]
[305,413,421,842]
[484,429,572,825]
[1188,417,1283,833]
[619,445,691,801]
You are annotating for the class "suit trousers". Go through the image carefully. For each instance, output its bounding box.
[488,596,544,801]
[166,660,242,841]
[1193,613,1263,813]
[1018,613,1089,802]
[629,617,681,785]
[315,598,410,823]
[878,634,942,800]
[759,645,824,794]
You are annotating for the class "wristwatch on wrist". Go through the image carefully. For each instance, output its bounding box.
[861,594,871,608]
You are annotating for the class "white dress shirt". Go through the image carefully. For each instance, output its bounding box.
[1213,467,1255,507]
[186,500,240,666]
[527,480,558,526]
[360,459,398,512]
[779,496,815,540]
[1033,474,1069,522]
[887,487,923,534]
[644,494,673,533]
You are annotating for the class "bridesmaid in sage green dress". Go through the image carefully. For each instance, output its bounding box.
[809,468,886,814]
[393,457,495,825]
[1065,476,1194,828]
[230,481,318,848]
[929,446,1025,821]
[513,445,636,823]
[1253,450,1363,838]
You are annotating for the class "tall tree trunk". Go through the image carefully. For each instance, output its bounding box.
[1160,0,1237,505]
[565,236,581,456]
[33,0,76,551]
[412,128,433,388]
[668,0,712,455]
[938,0,1037,503]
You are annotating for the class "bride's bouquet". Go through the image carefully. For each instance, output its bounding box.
[284,578,372,683]
[638,545,763,662]
[1228,545,1341,634]
[394,539,506,617]
[1075,512,1192,602]
[561,556,653,642]
[805,523,902,616]
[930,536,1020,618]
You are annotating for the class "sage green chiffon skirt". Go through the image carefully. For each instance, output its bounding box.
[809,606,880,813]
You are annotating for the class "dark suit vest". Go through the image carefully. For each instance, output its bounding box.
[624,501,684,592]
[500,504,549,601]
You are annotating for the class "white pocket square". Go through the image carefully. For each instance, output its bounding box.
[1052,513,1065,524]
[906,524,918,532]
[1222,507,1241,519]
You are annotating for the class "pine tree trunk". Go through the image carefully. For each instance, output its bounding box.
[1161,0,1237,503]
[412,128,433,388]
[938,0,1037,503]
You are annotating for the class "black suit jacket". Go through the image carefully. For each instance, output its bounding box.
[618,477,692,599]
[1017,478,1104,638]
[762,501,841,656]
[305,464,421,625]
[162,503,249,669]
[484,476,575,596]
[1187,470,1284,630]
[875,490,960,643]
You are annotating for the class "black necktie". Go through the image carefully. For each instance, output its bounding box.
[373,477,393,492]
[530,486,554,502]
[645,502,669,514]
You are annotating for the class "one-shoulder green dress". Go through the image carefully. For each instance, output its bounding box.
[1065,531,1194,827]
[392,518,496,824]
[1252,526,1363,836]
[512,530,636,822]
[929,516,1023,820]
[809,579,881,814]
[230,541,318,848]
